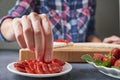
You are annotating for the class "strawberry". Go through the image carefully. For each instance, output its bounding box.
[102,56,109,62]
[111,48,120,59]
[93,53,104,60]
[110,58,117,66]
[102,57,116,66]
[114,59,120,67]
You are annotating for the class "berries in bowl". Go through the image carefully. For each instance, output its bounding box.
[81,48,120,79]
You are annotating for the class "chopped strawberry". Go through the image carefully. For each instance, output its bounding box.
[55,39,70,43]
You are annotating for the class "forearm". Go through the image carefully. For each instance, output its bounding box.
[86,35,101,42]
[0,18,15,41]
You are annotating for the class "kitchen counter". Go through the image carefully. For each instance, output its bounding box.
[0,50,118,80]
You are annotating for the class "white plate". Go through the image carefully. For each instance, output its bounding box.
[88,62,120,79]
[7,62,72,78]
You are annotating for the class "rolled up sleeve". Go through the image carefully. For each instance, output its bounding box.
[0,0,35,42]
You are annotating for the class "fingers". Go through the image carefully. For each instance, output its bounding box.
[103,37,113,43]
[12,12,53,62]
[28,12,45,61]
[40,14,53,62]
[21,15,35,51]
[103,35,120,44]
[12,18,27,48]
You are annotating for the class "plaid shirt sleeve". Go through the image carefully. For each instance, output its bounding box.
[86,0,97,38]
[0,0,35,41]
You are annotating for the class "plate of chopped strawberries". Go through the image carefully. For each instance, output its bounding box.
[7,58,72,78]
[81,48,120,79]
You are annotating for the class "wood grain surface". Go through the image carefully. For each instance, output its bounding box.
[19,43,120,62]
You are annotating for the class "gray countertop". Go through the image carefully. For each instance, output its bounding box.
[0,50,117,80]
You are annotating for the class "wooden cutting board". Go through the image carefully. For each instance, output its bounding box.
[19,43,120,62]
[54,43,120,62]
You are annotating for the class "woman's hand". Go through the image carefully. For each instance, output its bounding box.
[1,12,53,62]
[103,35,120,44]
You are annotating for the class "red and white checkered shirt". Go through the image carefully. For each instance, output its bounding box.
[0,0,96,42]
